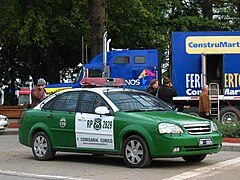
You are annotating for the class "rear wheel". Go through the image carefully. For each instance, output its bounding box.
[32,132,55,160]
[123,135,151,168]
[183,107,200,116]
[182,154,206,162]
[220,106,240,124]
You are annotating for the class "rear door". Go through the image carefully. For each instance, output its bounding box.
[42,91,80,148]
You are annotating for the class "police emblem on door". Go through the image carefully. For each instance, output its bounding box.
[59,117,66,128]
[93,118,102,130]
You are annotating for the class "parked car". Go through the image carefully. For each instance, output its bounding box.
[18,87,222,168]
[0,114,8,131]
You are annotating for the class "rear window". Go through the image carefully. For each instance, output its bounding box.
[43,92,79,112]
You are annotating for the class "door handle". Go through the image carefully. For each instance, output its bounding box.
[47,114,54,118]
[78,117,86,121]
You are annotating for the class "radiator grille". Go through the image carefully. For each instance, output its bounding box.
[184,123,211,135]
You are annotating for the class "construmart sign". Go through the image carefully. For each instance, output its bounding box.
[186,36,240,54]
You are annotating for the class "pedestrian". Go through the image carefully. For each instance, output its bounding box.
[157,77,178,108]
[31,78,46,108]
[146,79,159,96]
[199,84,212,120]
[9,84,18,105]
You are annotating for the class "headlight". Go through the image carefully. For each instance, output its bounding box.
[211,122,218,131]
[158,123,183,134]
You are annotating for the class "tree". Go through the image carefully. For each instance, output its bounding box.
[90,0,105,59]
[212,0,240,30]
[0,0,90,84]
[106,0,168,50]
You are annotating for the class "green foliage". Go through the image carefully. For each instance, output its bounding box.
[214,120,240,138]
[0,0,90,84]
[106,0,169,65]
[106,0,168,50]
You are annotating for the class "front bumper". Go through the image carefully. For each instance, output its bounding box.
[151,132,222,157]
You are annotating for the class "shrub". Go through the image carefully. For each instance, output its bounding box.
[214,120,240,138]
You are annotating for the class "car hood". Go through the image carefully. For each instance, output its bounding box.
[0,114,7,118]
[119,110,211,125]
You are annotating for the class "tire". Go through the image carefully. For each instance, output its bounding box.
[220,106,240,124]
[32,132,55,161]
[182,154,206,162]
[123,135,151,168]
[183,107,200,117]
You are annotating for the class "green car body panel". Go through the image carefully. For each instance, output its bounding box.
[19,108,222,157]
[113,111,222,157]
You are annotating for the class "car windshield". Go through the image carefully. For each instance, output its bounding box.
[104,90,173,112]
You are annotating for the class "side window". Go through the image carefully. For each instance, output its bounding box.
[51,92,79,111]
[94,95,108,110]
[134,56,146,64]
[113,56,130,64]
[78,92,111,114]
[79,92,96,113]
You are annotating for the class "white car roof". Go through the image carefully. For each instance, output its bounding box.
[57,87,140,94]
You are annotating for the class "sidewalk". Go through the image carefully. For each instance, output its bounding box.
[2,123,240,152]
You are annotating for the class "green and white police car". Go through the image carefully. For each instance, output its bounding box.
[18,87,222,168]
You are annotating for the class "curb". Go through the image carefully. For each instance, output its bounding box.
[223,138,240,143]
[8,123,20,128]
[221,142,240,152]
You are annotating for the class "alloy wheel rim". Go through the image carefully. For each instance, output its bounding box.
[34,135,47,157]
[125,140,143,164]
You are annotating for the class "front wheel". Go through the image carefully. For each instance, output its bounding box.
[123,135,151,168]
[182,154,206,162]
[32,132,55,160]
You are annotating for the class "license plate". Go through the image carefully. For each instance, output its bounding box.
[198,138,213,146]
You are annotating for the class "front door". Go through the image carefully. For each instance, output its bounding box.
[75,91,115,150]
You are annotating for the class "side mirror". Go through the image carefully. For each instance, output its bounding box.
[95,106,110,115]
